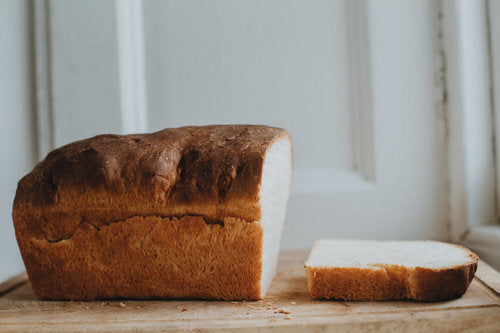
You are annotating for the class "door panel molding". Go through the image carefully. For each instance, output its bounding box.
[34,0,147,152]
[116,0,148,134]
[293,0,374,194]
[33,0,54,160]
[346,0,375,182]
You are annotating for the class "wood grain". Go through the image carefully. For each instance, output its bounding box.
[0,251,498,332]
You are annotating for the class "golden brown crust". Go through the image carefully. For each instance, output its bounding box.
[306,250,478,302]
[13,125,289,300]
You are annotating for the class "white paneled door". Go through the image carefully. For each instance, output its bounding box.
[32,0,448,251]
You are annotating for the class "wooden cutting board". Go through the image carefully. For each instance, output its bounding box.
[0,251,499,332]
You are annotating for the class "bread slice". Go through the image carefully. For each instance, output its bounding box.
[13,125,292,300]
[305,239,478,301]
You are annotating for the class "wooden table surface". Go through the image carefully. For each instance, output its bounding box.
[0,251,499,332]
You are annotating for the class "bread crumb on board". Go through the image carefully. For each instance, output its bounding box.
[177,306,188,312]
[118,302,126,308]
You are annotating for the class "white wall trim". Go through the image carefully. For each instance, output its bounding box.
[442,0,500,268]
[33,0,54,160]
[116,0,148,134]
[488,0,500,216]
[346,0,375,182]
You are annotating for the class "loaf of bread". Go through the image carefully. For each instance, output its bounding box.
[13,125,292,300]
[306,239,478,302]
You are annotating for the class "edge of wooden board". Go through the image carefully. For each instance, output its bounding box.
[0,272,27,297]
[476,260,500,296]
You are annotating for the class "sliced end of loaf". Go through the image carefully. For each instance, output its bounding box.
[305,239,478,302]
[258,135,293,298]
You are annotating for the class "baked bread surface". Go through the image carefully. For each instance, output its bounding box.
[13,125,290,300]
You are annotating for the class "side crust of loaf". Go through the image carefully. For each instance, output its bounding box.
[306,245,478,302]
[25,216,263,300]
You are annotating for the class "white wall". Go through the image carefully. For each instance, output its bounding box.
[0,0,37,282]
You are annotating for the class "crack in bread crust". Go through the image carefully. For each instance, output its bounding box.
[40,214,242,243]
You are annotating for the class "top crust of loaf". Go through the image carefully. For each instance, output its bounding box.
[13,125,290,242]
